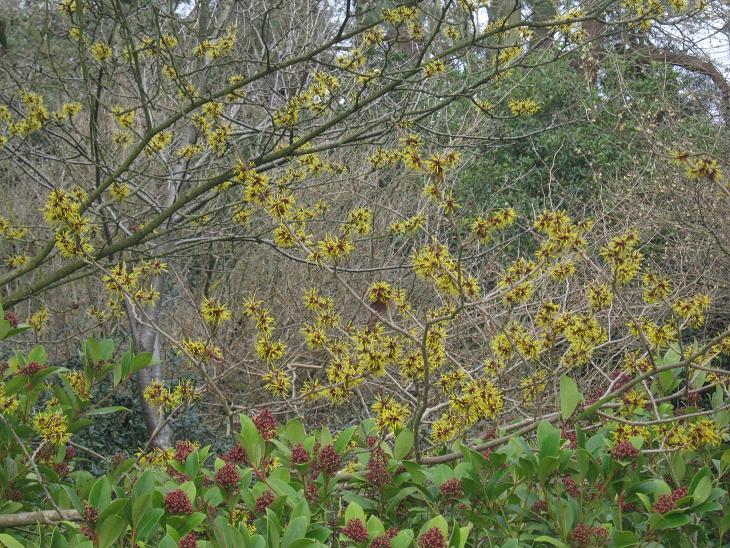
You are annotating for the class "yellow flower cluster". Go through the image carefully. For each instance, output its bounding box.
[111,106,135,128]
[54,102,82,122]
[143,379,198,411]
[620,389,648,415]
[382,5,418,25]
[627,318,676,348]
[29,308,50,331]
[242,293,289,393]
[642,271,671,303]
[344,207,373,236]
[109,181,132,201]
[43,187,94,257]
[273,71,340,127]
[685,157,723,183]
[661,418,724,450]
[586,283,614,311]
[508,99,540,116]
[556,313,607,367]
[262,367,292,397]
[470,208,517,243]
[180,337,223,365]
[8,90,49,136]
[0,385,19,416]
[389,213,425,235]
[621,350,652,374]
[520,369,548,404]
[145,131,173,155]
[431,374,503,442]
[64,370,91,399]
[424,60,446,78]
[200,297,231,327]
[600,230,643,284]
[101,261,165,308]
[412,241,480,299]
[4,255,28,268]
[33,409,71,445]
[136,447,175,467]
[498,257,537,306]
[672,294,711,327]
[372,395,410,432]
[90,41,113,62]
[193,26,236,59]
[533,210,588,262]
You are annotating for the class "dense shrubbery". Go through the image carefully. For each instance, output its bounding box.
[1,313,729,547]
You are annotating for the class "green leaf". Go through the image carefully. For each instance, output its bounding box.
[132,494,151,527]
[534,536,568,547]
[719,508,730,539]
[97,514,126,548]
[88,477,112,511]
[394,428,414,460]
[390,530,414,548]
[690,471,712,506]
[344,501,366,524]
[285,419,306,444]
[559,375,582,420]
[240,414,265,467]
[538,456,560,482]
[135,508,164,541]
[212,515,245,547]
[334,426,356,453]
[537,421,561,460]
[659,369,675,393]
[27,345,47,364]
[671,452,686,483]
[130,352,154,374]
[282,516,308,547]
[85,405,129,416]
[268,478,300,503]
[179,481,196,505]
[49,527,70,548]
[132,470,157,498]
[420,515,448,538]
[0,534,25,548]
[649,512,690,530]
[367,515,385,538]
[614,531,638,547]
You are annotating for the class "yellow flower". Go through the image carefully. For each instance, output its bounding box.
[317,234,353,260]
[111,106,135,128]
[145,131,173,154]
[64,370,91,399]
[424,60,446,77]
[508,98,540,116]
[33,410,71,445]
[642,271,671,303]
[520,369,547,404]
[255,335,286,362]
[0,386,19,415]
[109,181,131,201]
[372,395,410,432]
[346,207,373,235]
[586,283,613,311]
[90,42,113,62]
[200,297,231,326]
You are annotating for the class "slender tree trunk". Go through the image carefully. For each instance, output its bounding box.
[128,0,211,447]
